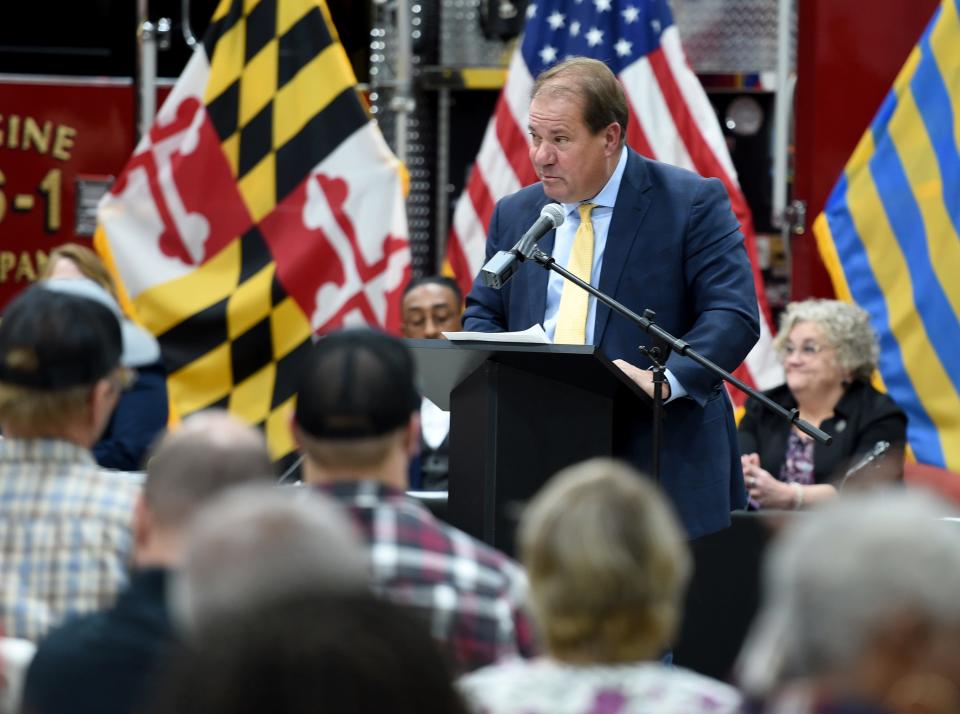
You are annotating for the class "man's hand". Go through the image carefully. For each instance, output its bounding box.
[613,359,671,400]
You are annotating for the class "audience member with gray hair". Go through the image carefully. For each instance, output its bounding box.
[173,483,369,631]
[459,458,741,714]
[23,410,275,714]
[739,299,906,510]
[738,490,960,714]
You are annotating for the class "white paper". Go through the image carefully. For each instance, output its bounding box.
[443,324,552,344]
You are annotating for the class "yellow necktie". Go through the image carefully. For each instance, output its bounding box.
[554,203,596,345]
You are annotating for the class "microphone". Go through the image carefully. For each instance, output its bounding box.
[480,203,565,288]
[839,440,891,490]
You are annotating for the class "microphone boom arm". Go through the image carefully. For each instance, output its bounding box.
[525,245,832,446]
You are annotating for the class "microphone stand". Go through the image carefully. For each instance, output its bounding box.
[520,243,832,483]
[639,340,667,482]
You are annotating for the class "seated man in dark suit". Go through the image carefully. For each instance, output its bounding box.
[401,276,463,491]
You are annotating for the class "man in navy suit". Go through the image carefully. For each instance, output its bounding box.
[463,58,759,538]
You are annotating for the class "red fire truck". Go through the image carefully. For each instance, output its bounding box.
[0,0,215,310]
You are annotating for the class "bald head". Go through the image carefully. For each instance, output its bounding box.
[144,410,275,530]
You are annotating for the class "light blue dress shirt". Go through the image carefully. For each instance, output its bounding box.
[542,147,686,401]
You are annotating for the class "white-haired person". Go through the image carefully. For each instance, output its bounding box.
[737,490,960,713]
[458,458,741,714]
[171,483,370,631]
[152,486,470,714]
[739,299,907,510]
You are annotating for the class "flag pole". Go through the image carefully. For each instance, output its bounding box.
[136,0,158,141]
[392,0,414,165]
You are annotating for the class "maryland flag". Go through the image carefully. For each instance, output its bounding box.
[95,0,410,460]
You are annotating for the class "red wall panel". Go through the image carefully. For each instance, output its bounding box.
[791,0,940,299]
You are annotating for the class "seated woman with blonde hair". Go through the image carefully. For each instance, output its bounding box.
[739,299,907,510]
[41,243,168,470]
[458,458,741,714]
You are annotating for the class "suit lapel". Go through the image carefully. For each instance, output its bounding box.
[594,150,653,345]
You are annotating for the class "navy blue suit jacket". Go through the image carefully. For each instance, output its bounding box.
[463,149,759,538]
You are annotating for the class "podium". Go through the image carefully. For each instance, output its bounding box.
[407,339,649,553]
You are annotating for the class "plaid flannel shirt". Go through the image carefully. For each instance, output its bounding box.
[0,439,140,641]
[318,481,536,673]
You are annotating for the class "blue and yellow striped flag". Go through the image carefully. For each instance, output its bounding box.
[813,0,960,472]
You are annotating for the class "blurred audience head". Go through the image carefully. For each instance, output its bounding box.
[135,410,274,565]
[773,299,879,384]
[519,458,691,663]
[401,275,463,339]
[738,490,960,713]
[173,483,368,631]
[150,593,468,714]
[42,243,120,301]
[293,328,420,487]
[0,279,154,444]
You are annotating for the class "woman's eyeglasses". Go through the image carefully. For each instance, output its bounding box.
[780,342,827,357]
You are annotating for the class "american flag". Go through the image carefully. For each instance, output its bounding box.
[446,0,782,402]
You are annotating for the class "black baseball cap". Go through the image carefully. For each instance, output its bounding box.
[0,279,159,390]
[294,328,420,440]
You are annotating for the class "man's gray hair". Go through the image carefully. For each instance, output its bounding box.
[144,409,275,528]
[738,490,960,695]
[173,483,370,632]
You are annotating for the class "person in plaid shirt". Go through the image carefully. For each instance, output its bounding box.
[22,411,278,714]
[292,328,536,674]
[0,279,158,641]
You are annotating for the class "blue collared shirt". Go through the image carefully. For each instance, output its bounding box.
[543,147,627,346]
[542,147,686,400]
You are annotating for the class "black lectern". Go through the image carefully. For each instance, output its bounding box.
[407,339,649,553]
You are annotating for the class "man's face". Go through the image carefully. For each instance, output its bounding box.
[527,91,620,203]
[401,283,462,339]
